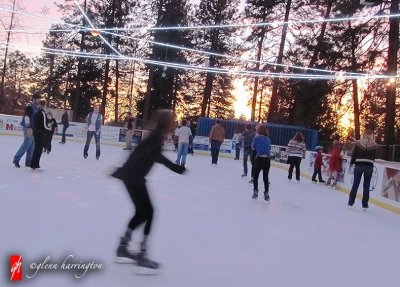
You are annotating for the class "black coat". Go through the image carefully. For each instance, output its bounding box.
[112,130,185,184]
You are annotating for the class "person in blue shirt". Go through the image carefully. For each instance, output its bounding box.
[251,124,272,201]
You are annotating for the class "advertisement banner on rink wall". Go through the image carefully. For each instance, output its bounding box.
[192,136,232,154]
[0,114,23,134]
[381,167,400,202]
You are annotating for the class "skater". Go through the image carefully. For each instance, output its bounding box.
[12,93,41,168]
[240,124,255,180]
[173,122,180,152]
[232,128,241,160]
[83,104,102,159]
[348,130,378,210]
[286,132,306,182]
[175,119,192,167]
[209,120,225,165]
[326,140,342,188]
[188,122,196,155]
[251,125,271,201]
[30,99,51,171]
[123,112,135,151]
[311,146,326,183]
[111,110,185,270]
[43,112,58,154]
[59,110,69,144]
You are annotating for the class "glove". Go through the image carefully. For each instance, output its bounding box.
[172,164,186,174]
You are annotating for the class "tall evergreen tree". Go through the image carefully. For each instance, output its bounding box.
[195,0,238,118]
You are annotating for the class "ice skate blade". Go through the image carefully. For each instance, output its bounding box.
[132,265,161,276]
[114,256,136,264]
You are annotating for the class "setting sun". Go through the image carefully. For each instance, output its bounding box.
[232,78,252,120]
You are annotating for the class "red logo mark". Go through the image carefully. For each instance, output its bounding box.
[10,255,23,281]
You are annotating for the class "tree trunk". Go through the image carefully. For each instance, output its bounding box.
[0,0,17,112]
[101,0,117,121]
[267,0,292,123]
[143,0,164,120]
[349,21,360,140]
[384,0,399,160]
[72,0,87,121]
[201,68,215,117]
[258,82,264,123]
[287,0,332,124]
[352,79,360,139]
[251,31,266,122]
[143,65,155,120]
[128,61,135,114]
[115,59,119,122]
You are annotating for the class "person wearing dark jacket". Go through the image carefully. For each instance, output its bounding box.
[30,100,51,171]
[13,94,41,168]
[43,111,58,154]
[112,110,185,270]
[59,110,69,144]
[348,130,378,210]
[240,124,255,180]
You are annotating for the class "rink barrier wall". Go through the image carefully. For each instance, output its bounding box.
[1,114,399,215]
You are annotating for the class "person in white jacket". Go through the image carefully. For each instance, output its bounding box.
[232,129,241,160]
[175,119,192,167]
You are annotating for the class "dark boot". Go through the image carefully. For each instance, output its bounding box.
[252,189,258,199]
[264,191,270,202]
[115,237,137,263]
[136,241,159,269]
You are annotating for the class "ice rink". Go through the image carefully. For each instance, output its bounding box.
[1,134,399,287]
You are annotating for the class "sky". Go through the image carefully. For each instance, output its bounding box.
[1,0,251,118]
[1,134,399,287]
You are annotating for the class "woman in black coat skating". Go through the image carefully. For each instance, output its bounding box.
[112,110,185,270]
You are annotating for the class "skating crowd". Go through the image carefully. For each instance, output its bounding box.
[10,94,379,272]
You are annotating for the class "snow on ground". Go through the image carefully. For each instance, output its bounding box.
[0,134,399,287]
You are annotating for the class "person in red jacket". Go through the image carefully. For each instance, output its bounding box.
[312,146,326,183]
[326,140,342,187]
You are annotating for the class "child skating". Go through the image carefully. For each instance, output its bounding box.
[111,110,186,272]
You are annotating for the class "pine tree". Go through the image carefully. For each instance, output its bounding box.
[195,0,238,118]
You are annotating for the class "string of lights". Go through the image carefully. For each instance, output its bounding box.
[0,4,396,80]
[2,42,395,81]
[0,25,367,76]
[0,6,392,77]
[1,5,396,31]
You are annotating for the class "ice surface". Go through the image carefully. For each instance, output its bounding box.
[1,135,399,287]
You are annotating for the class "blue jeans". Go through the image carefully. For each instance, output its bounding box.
[235,143,240,159]
[61,125,68,143]
[13,128,35,166]
[348,165,373,208]
[176,142,189,166]
[210,140,222,164]
[83,131,101,158]
[243,148,255,176]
